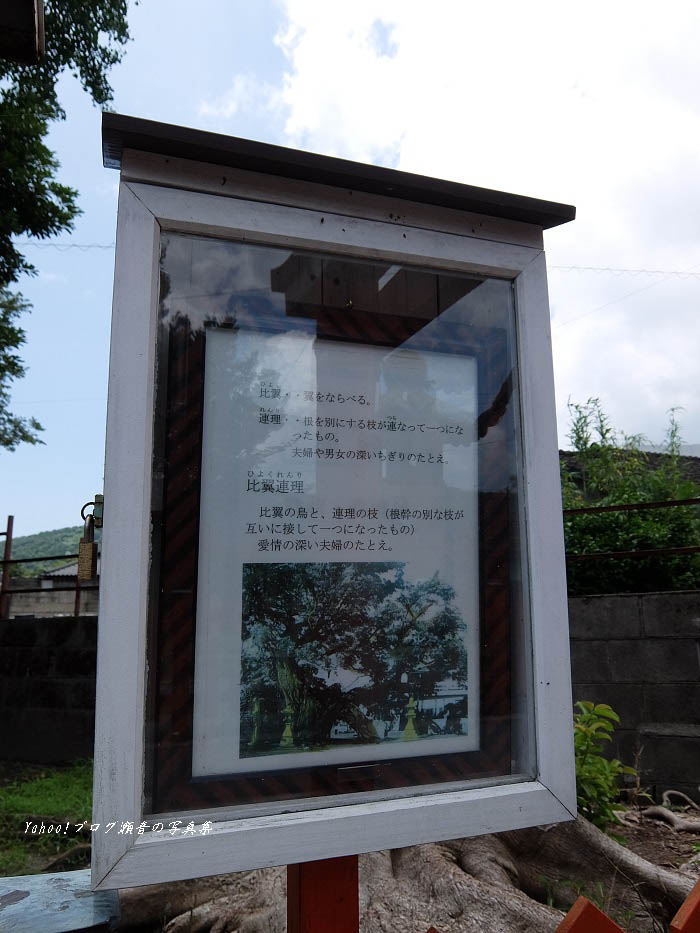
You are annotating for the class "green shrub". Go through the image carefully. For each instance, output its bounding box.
[574,701,635,829]
[561,400,700,595]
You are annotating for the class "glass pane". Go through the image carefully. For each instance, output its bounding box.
[146,233,533,816]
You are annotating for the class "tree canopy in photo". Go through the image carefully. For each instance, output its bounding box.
[241,561,468,752]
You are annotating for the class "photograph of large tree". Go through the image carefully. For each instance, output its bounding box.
[240,562,469,758]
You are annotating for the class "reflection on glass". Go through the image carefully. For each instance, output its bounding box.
[149,233,530,811]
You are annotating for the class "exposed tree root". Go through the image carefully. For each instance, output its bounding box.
[642,806,700,832]
[507,814,693,927]
[118,870,285,932]
[614,809,643,829]
[117,816,695,933]
[661,790,700,812]
[40,842,92,872]
[162,868,286,933]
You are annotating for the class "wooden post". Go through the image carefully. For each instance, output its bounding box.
[555,896,623,932]
[0,514,13,620]
[73,577,82,616]
[287,856,359,933]
[671,878,700,932]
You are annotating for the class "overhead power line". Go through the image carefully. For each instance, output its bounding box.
[553,258,700,328]
[13,241,700,281]
[15,241,115,251]
[551,265,700,279]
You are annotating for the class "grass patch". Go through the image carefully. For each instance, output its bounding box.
[0,760,93,876]
[0,760,92,818]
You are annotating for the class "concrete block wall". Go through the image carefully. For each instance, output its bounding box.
[570,591,700,802]
[8,585,98,618]
[0,617,97,762]
[1,595,699,803]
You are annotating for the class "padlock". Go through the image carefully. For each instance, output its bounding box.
[78,513,97,581]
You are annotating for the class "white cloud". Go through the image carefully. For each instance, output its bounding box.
[198,74,283,124]
[38,270,68,284]
[271,0,700,445]
[92,180,120,200]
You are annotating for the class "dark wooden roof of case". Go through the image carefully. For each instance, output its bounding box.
[102,112,575,230]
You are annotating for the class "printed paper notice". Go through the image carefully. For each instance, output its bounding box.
[192,329,480,776]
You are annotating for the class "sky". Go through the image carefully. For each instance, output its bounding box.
[3,0,700,537]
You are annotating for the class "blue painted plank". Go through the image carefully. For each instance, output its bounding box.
[0,869,119,932]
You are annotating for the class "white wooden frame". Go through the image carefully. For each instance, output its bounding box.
[92,152,575,890]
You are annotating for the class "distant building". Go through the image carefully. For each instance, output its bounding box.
[7,556,99,618]
[560,449,700,490]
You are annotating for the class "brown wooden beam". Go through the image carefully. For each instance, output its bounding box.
[287,856,359,933]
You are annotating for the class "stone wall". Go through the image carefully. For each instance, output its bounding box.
[0,616,96,762]
[2,594,699,800]
[5,579,98,618]
[570,591,700,802]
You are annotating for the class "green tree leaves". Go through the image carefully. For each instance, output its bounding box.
[562,400,700,594]
[0,0,131,450]
[0,287,42,448]
[573,701,636,829]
